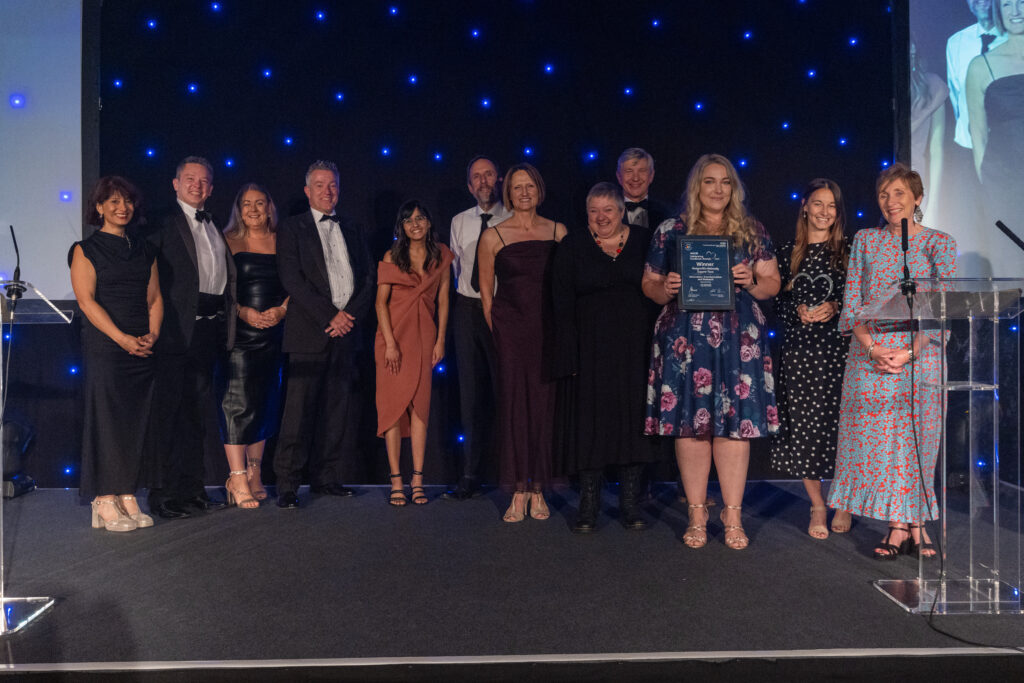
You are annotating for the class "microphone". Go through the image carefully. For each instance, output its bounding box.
[995,220,1024,253]
[899,217,915,299]
[4,225,27,304]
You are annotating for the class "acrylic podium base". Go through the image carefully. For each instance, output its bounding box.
[0,597,55,636]
[874,579,1022,614]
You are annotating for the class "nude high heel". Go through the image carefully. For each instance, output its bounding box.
[118,495,154,528]
[91,497,137,532]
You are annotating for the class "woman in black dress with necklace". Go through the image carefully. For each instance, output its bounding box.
[769,178,849,539]
[70,176,162,532]
[220,183,288,508]
[552,182,658,533]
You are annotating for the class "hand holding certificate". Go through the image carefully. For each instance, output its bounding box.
[675,235,735,310]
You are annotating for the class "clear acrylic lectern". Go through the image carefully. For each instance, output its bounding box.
[0,289,72,634]
[860,278,1023,614]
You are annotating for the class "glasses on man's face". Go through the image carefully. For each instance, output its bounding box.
[402,215,429,226]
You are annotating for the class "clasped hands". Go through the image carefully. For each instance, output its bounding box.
[240,305,286,329]
[324,310,354,338]
[119,331,158,357]
[797,302,838,324]
[868,344,913,374]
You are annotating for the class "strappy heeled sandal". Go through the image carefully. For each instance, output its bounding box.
[388,473,407,506]
[410,470,428,505]
[225,470,259,509]
[503,490,526,522]
[117,494,154,528]
[909,524,936,559]
[529,490,550,520]
[246,456,268,501]
[720,504,749,550]
[683,503,708,549]
[873,525,910,560]
[808,505,829,540]
[91,497,137,532]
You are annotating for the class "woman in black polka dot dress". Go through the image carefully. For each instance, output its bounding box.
[769,178,850,539]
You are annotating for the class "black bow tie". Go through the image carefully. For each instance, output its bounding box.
[625,200,648,212]
[981,33,996,54]
[319,214,341,223]
[194,209,212,223]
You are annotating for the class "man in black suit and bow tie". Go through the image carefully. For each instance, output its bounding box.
[616,147,675,230]
[273,160,375,508]
[146,156,237,519]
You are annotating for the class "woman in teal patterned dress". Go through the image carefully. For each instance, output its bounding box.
[641,154,781,550]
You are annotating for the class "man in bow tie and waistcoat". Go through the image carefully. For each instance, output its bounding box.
[145,156,237,519]
[273,160,375,509]
[616,148,675,231]
[442,156,511,500]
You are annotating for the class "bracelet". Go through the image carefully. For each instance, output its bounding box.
[866,340,876,359]
[907,347,915,362]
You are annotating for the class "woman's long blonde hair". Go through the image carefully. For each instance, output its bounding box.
[680,153,761,252]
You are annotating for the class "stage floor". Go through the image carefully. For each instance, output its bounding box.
[1,481,1022,675]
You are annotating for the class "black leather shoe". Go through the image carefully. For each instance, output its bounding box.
[441,477,480,500]
[310,483,355,497]
[181,493,226,511]
[277,491,300,509]
[151,500,191,519]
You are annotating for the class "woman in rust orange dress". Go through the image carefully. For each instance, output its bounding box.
[375,200,453,505]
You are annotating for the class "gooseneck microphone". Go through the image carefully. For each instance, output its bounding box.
[3,226,27,307]
[899,217,916,301]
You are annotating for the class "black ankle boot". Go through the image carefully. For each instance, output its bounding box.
[572,469,602,534]
[619,464,649,530]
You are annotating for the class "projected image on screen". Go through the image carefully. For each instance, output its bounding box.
[910,0,1023,277]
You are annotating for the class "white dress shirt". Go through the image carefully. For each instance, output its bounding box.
[311,207,355,310]
[177,198,227,295]
[946,22,1006,148]
[449,203,511,298]
[625,194,650,228]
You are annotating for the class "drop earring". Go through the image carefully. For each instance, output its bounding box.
[914,205,923,223]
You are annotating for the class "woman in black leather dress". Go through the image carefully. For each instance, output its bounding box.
[220,183,288,508]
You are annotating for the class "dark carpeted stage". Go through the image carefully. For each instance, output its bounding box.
[1,480,1022,681]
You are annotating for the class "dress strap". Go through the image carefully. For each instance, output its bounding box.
[494,225,507,246]
[552,221,557,239]
[982,53,995,81]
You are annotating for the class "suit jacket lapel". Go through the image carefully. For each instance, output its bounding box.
[304,211,331,286]
[175,207,199,273]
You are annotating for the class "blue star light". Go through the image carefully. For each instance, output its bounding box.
[408,74,418,84]
[145,148,156,157]
[694,101,704,111]
[262,68,272,78]
[738,159,748,167]
[112,79,123,88]
[334,91,345,101]
[433,152,443,161]
[9,94,25,108]
[389,6,398,15]
[435,363,446,374]
[881,159,891,168]
[60,191,73,202]
[480,97,491,108]
[584,150,598,162]
[146,18,157,29]
[838,137,848,146]
[523,146,534,156]
[211,2,221,11]
[457,434,465,443]
[623,86,634,96]
[471,28,480,38]
[807,69,817,78]
[544,63,554,74]
[781,121,791,130]
[187,82,199,93]
[69,366,78,375]
[283,136,294,146]
[849,37,859,46]
[315,10,326,21]
[743,31,753,40]
[381,146,391,156]
[651,18,660,27]
[225,158,234,167]
[856,210,865,218]
[790,192,799,200]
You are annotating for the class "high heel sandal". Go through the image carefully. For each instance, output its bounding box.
[683,503,708,549]
[410,470,428,505]
[873,525,911,560]
[388,473,407,506]
[225,470,259,509]
[91,497,137,532]
[909,524,936,559]
[503,491,526,523]
[246,456,267,501]
[117,495,154,528]
[830,509,852,534]
[528,490,550,520]
[808,505,828,540]
[720,504,749,550]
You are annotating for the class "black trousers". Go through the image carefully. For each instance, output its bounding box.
[148,316,222,505]
[452,294,498,481]
[274,338,360,495]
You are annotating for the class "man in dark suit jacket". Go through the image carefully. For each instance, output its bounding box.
[616,147,676,230]
[274,160,375,508]
[145,156,237,519]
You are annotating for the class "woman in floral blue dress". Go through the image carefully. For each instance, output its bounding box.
[641,154,781,550]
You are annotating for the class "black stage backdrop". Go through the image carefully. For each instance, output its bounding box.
[11,0,903,488]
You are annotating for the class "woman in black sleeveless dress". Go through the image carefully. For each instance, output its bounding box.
[477,163,566,523]
[70,176,162,532]
[220,183,288,508]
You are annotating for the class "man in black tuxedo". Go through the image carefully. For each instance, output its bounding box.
[274,160,374,508]
[145,156,236,519]
[616,147,676,230]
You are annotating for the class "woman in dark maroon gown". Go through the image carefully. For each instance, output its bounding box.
[477,163,566,522]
